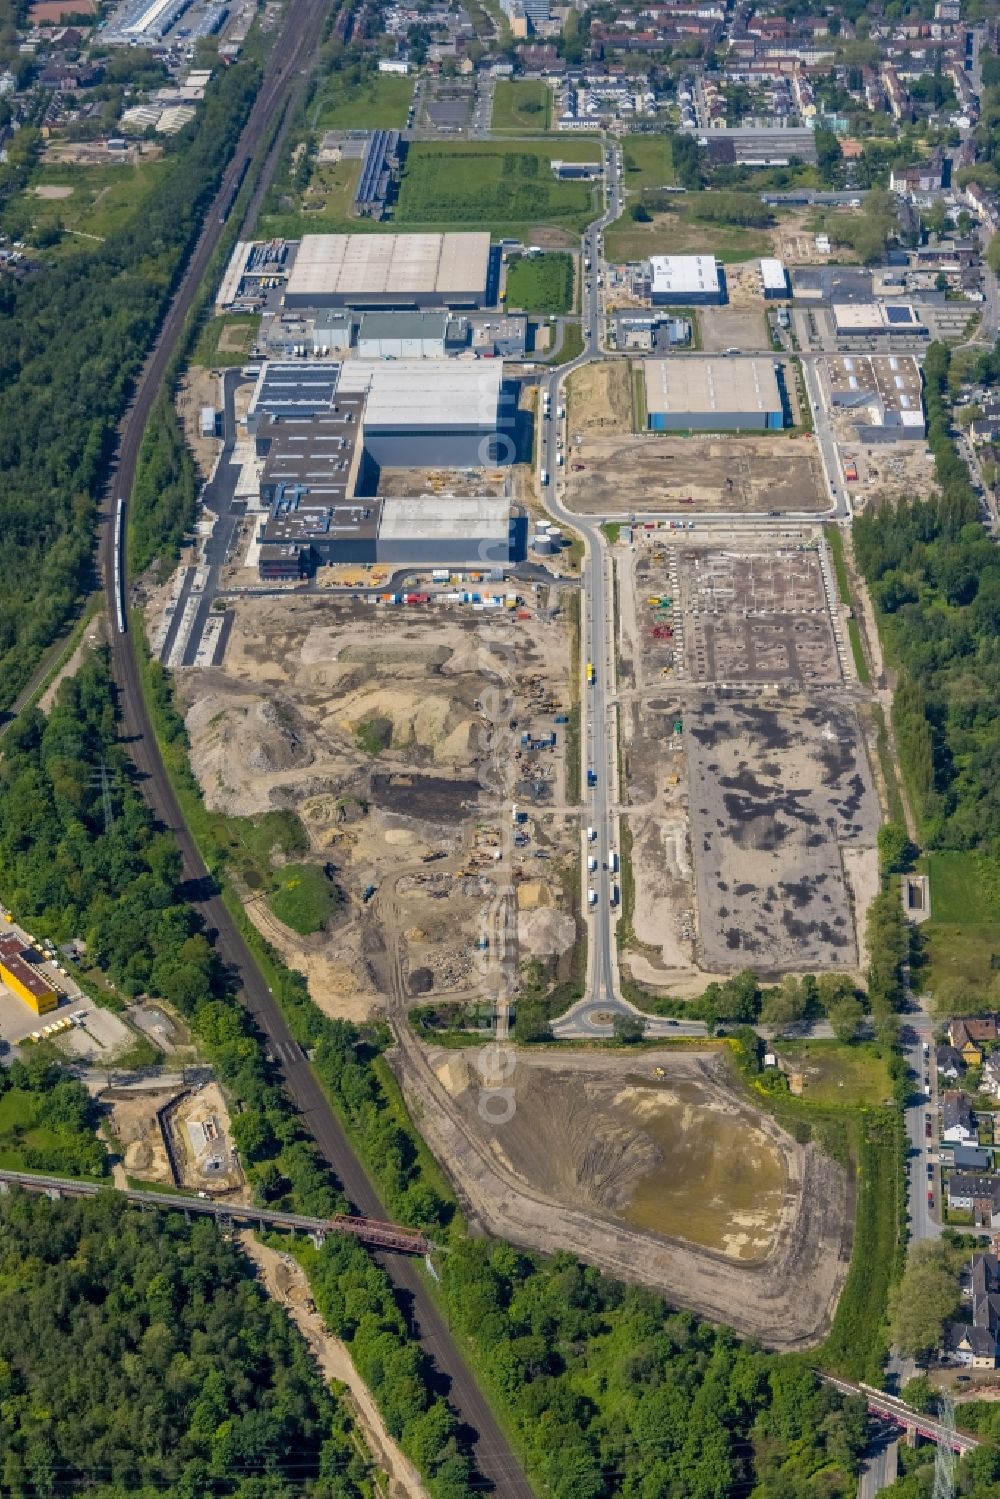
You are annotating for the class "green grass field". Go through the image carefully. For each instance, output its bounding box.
[259,157,361,239]
[0,1090,106,1178]
[193,314,260,367]
[605,204,774,264]
[268,863,339,935]
[16,160,167,247]
[313,71,414,130]
[491,79,551,132]
[621,133,675,191]
[776,1042,895,1109]
[394,141,600,236]
[928,851,1000,924]
[505,251,573,313]
[918,851,1000,1005]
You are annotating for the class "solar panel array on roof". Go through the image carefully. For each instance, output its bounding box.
[885,304,917,325]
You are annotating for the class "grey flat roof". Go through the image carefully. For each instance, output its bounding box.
[285,233,491,301]
[644,356,782,416]
[378,494,510,542]
[359,311,450,339]
[338,359,504,430]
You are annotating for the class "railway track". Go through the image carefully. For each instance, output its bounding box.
[95,7,535,1493]
[0,1169,432,1254]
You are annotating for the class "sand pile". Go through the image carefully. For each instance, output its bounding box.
[518,908,576,956]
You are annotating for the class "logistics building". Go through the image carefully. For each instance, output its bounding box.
[649,254,723,306]
[283,232,492,310]
[831,302,926,339]
[0,937,57,1016]
[824,354,925,441]
[257,492,515,577]
[643,356,785,431]
[247,358,508,465]
[249,357,516,578]
[760,258,789,299]
[338,359,509,467]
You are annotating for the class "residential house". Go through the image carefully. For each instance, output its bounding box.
[947,1175,1000,1227]
[937,1044,964,1080]
[949,1017,1000,1066]
[948,1254,1000,1367]
[942,1089,976,1143]
[950,1145,994,1172]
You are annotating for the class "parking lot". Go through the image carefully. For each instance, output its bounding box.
[0,913,131,1055]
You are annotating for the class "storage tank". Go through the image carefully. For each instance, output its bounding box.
[532,534,554,555]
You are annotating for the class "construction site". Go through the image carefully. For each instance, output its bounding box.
[615,531,880,986]
[566,431,827,514]
[174,588,582,1024]
[105,1080,244,1195]
[389,1042,852,1348]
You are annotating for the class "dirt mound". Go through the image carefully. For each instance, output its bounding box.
[125,1139,153,1171]
[517,879,555,910]
[408,966,434,995]
[518,907,576,956]
[187,692,314,782]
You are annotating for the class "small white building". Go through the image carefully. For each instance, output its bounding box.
[649,254,723,306]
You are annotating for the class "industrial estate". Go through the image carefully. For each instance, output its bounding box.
[6,0,1000,1489]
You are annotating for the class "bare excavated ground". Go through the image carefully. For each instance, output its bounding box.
[615,536,879,988]
[566,433,826,515]
[397,1043,851,1348]
[176,592,579,1019]
[687,697,879,974]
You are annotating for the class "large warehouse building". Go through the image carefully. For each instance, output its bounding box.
[338,359,509,467]
[649,255,724,306]
[824,354,925,441]
[247,358,508,466]
[644,357,785,431]
[283,232,492,310]
[257,492,515,578]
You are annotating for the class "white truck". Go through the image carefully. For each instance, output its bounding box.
[540,468,549,486]
[587,826,597,842]
[587,889,598,908]
[587,855,598,872]
[608,849,619,873]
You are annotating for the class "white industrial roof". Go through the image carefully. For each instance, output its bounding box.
[649,254,720,298]
[338,359,504,430]
[379,494,510,542]
[760,257,787,291]
[644,356,782,416]
[285,232,491,300]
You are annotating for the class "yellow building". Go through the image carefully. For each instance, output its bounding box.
[0,939,57,1016]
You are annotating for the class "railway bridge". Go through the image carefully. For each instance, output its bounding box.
[0,1168,431,1255]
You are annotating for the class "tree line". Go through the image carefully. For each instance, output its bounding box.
[854,343,1000,852]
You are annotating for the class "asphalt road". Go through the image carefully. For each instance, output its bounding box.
[99,8,533,1492]
[534,143,710,1040]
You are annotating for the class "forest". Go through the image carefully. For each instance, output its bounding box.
[854,342,1000,852]
[437,1240,869,1499]
[0,57,261,712]
[0,1192,378,1497]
